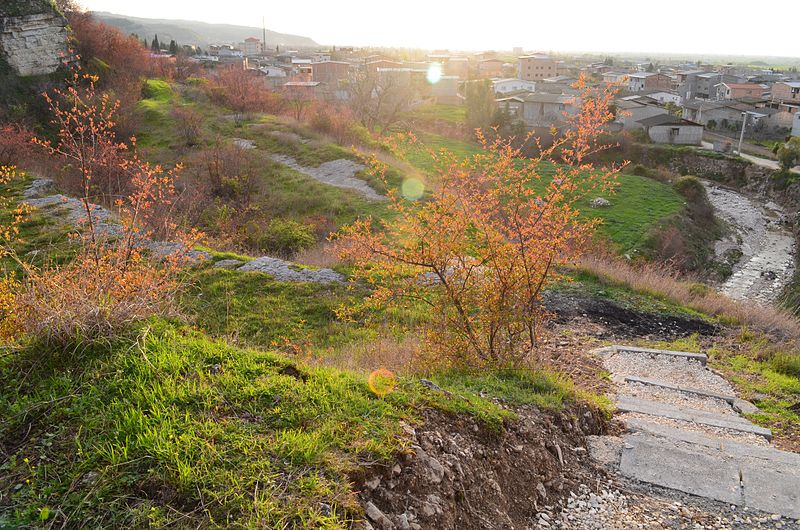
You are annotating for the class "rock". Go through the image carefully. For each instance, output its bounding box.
[22,178,55,199]
[214,259,245,269]
[365,476,381,490]
[395,513,410,530]
[364,502,395,530]
[0,5,71,76]
[589,197,611,208]
[536,481,547,500]
[232,138,256,150]
[237,256,345,283]
[423,455,445,484]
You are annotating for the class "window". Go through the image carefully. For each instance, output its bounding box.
[670,127,680,136]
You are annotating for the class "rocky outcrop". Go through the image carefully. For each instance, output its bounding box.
[0,0,70,76]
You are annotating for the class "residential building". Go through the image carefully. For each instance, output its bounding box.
[602,72,628,84]
[444,57,470,79]
[241,37,261,56]
[792,112,800,137]
[694,73,742,100]
[717,83,765,100]
[496,92,579,128]
[431,76,461,104]
[492,78,536,94]
[615,98,668,130]
[627,72,672,92]
[772,81,800,108]
[637,114,703,145]
[518,54,556,81]
[478,58,504,78]
[311,60,352,84]
[365,59,403,73]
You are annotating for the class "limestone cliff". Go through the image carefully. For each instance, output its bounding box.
[0,0,69,76]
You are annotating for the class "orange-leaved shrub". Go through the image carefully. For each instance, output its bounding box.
[2,73,201,347]
[335,78,624,367]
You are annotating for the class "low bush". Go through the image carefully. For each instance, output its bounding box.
[247,218,316,257]
[769,352,800,378]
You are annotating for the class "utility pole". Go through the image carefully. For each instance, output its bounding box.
[262,16,267,55]
[737,111,747,155]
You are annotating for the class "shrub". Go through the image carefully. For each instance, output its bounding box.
[9,74,202,347]
[630,163,649,177]
[769,352,800,378]
[336,78,622,367]
[0,275,23,343]
[247,218,316,257]
[673,175,704,199]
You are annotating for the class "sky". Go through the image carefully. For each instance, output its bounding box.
[79,0,798,58]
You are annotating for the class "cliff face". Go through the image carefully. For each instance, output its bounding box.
[0,0,69,76]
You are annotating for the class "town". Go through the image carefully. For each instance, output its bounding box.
[1,1,800,529]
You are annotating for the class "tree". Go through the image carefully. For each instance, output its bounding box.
[777,137,800,171]
[209,65,276,123]
[347,70,414,131]
[168,39,178,55]
[464,79,497,133]
[335,78,622,366]
[646,62,655,72]
[151,34,160,52]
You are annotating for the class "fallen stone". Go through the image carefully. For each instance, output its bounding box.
[364,502,395,530]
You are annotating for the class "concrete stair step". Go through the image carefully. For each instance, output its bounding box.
[618,424,800,519]
[599,345,708,365]
[623,376,760,414]
[616,395,772,440]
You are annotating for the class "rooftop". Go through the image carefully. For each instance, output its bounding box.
[637,114,701,127]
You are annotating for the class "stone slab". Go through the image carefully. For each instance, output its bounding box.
[619,432,743,505]
[621,421,800,519]
[740,460,800,519]
[616,396,772,439]
[624,376,736,404]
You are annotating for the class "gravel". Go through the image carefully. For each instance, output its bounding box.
[620,381,736,416]
[541,481,799,529]
[271,154,386,202]
[618,412,771,447]
[602,351,736,397]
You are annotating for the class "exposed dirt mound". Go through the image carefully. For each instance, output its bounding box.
[353,403,606,530]
[544,291,718,340]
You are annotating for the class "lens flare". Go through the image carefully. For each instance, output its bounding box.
[368,368,397,398]
[401,178,425,200]
[426,62,442,84]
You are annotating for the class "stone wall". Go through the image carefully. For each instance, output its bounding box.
[0,5,69,76]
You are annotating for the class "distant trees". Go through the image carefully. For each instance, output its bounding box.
[347,70,414,131]
[464,79,497,133]
[151,34,161,52]
[208,65,278,123]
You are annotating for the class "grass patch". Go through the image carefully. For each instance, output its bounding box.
[0,320,590,527]
[403,104,466,125]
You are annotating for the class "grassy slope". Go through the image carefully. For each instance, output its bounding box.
[403,132,685,253]
[0,321,582,528]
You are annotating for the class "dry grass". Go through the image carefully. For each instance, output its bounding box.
[577,254,800,340]
[292,242,342,269]
[312,334,420,376]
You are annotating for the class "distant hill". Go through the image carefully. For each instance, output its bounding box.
[91,12,318,49]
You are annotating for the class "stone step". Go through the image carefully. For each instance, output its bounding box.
[616,396,772,440]
[624,376,736,404]
[599,345,708,365]
[623,376,760,414]
[618,424,800,519]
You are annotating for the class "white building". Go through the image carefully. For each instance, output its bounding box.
[492,78,536,94]
[637,114,703,145]
[792,112,800,137]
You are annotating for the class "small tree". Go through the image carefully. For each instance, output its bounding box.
[465,79,497,133]
[777,137,800,171]
[335,78,623,367]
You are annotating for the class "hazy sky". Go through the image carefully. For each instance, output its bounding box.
[80,0,798,57]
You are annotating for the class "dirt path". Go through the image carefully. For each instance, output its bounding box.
[703,181,796,305]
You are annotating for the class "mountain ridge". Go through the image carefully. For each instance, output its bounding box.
[91,11,318,49]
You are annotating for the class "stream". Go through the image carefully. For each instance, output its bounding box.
[702,181,796,305]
